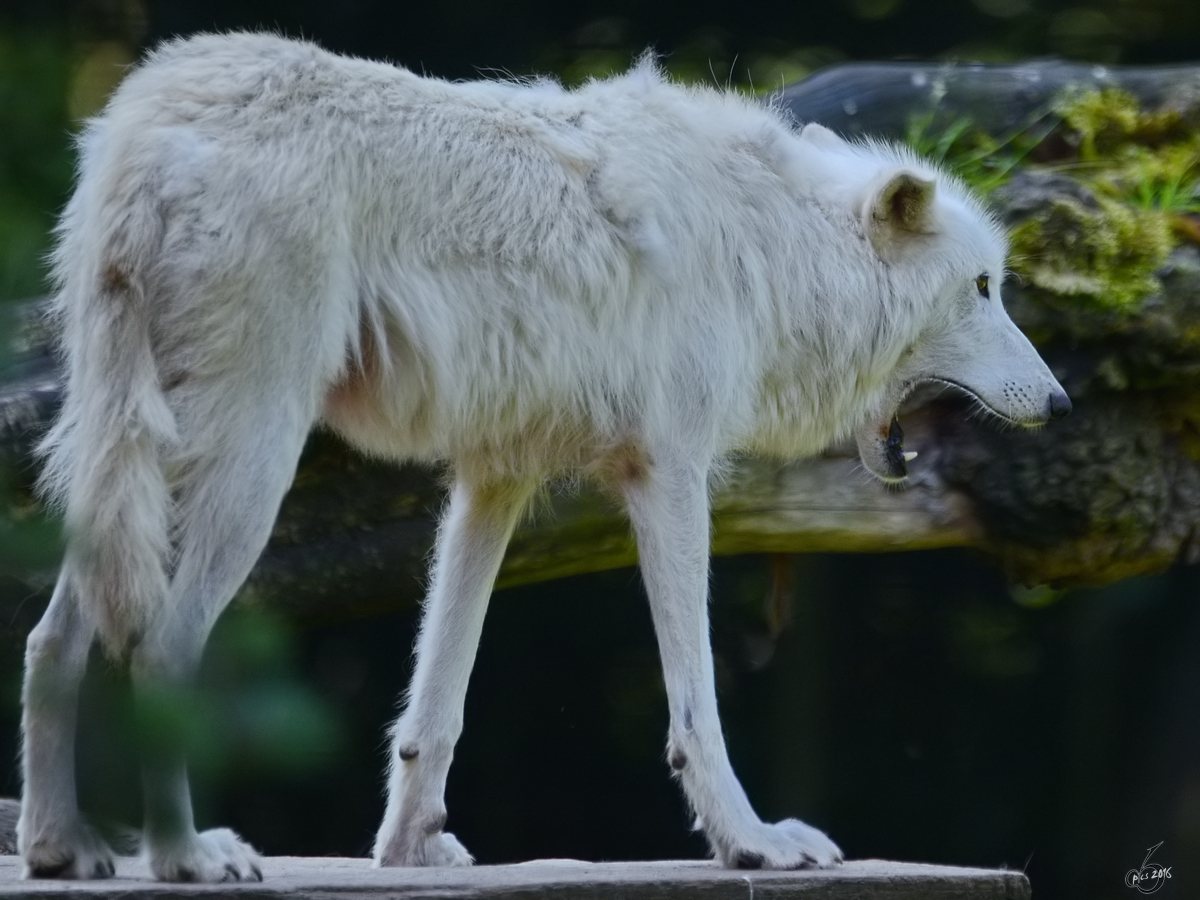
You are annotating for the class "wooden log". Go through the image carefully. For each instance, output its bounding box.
[779,59,1200,139]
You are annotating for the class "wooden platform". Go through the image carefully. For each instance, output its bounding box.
[0,855,1030,898]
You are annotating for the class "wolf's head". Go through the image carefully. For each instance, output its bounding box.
[800,125,1071,482]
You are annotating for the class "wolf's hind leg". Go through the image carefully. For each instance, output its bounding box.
[374,478,534,867]
[19,571,116,879]
[128,399,314,883]
[620,454,842,870]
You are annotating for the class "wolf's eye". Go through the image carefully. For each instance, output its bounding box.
[976,274,990,298]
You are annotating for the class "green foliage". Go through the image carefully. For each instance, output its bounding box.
[0,470,62,577]
[906,86,1200,314]
[135,606,343,781]
[1054,86,1141,162]
[0,304,63,584]
[1108,141,1200,218]
[1053,87,1200,212]
[0,25,77,585]
[0,26,76,302]
[1022,87,1197,311]
[903,108,1059,194]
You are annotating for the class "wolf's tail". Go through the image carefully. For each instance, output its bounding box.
[38,123,178,657]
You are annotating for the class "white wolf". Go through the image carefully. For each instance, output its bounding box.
[19,32,1069,881]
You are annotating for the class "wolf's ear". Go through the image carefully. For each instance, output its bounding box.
[799,123,845,148]
[863,169,937,258]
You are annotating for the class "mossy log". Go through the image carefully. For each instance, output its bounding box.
[3,60,1200,625]
[779,59,1200,140]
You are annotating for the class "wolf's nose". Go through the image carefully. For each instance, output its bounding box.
[1046,389,1072,420]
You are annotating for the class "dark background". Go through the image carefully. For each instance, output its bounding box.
[1,2,1199,899]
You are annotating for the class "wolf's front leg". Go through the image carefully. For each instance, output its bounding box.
[621,457,842,869]
[374,478,534,867]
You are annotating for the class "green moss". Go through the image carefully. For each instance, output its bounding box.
[900,87,1194,313]
[1005,87,1197,311]
[1108,140,1200,224]
[905,85,1200,312]
[1008,193,1174,311]
[1053,86,1141,161]
[1054,86,1194,158]
[1054,88,1200,217]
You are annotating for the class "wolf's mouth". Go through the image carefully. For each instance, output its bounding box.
[855,379,948,483]
[855,411,918,484]
[922,376,1051,428]
[884,416,919,476]
[857,375,1055,484]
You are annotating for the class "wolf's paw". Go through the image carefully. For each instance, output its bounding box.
[376,830,474,867]
[21,819,116,880]
[148,828,262,882]
[715,818,843,870]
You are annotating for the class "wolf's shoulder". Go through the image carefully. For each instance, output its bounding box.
[135,31,331,80]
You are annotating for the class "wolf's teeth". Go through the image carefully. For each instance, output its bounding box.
[903,451,918,462]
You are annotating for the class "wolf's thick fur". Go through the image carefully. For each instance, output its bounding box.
[20,32,1068,881]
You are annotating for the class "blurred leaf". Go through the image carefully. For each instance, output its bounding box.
[0,25,75,302]
[134,607,344,779]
